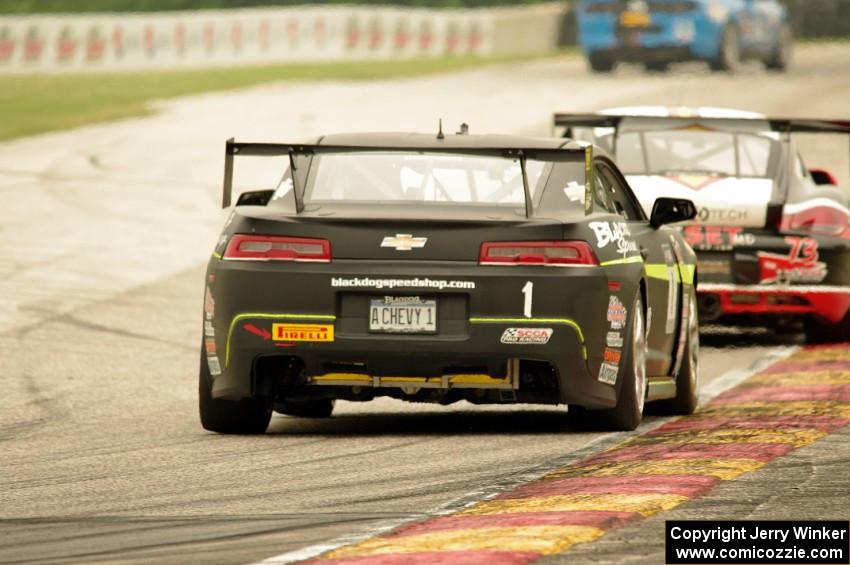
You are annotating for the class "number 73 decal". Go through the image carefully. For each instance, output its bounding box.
[758,236,827,284]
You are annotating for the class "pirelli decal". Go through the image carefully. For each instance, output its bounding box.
[272,323,334,342]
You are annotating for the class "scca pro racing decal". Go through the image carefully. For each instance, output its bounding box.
[500,327,553,345]
[758,236,827,284]
[589,221,638,256]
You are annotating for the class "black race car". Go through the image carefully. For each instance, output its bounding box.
[554,108,850,342]
[199,131,698,434]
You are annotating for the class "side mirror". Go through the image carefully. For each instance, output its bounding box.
[650,197,697,227]
[235,189,275,207]
[810,168,839,186]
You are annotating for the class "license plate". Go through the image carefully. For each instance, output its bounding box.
[620,11,650,27]
[369,297,436,334]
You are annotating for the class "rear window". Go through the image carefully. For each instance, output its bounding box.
[302,151,548,206]
[617,130,777,177]
[268,150,592,217]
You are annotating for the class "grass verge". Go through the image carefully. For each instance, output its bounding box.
[0,53,562,141]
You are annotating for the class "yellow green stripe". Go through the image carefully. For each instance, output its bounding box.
[600,255,643,267]
[679,263,696,285]
[224,312,336,367]
[211,251,222,260]
[469,317,586,359]
[644,263,676,282]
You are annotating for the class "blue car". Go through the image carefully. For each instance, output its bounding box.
[577,0,791,72]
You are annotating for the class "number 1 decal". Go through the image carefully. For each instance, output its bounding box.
[522,281,533,318]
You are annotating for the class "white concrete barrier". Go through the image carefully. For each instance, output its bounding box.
[0,4,565,73]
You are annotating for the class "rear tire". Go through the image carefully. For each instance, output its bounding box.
[709,24,740,72]
[198,352,271,434]
[765,23,791,71]
[805,312,850,344]
[588,52,615,73]
[278,399,335,418]
[653,291,699,415]
[568,293,647,431]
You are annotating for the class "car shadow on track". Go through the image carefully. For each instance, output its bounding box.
[268,410,570,435]
[264,408,668,436]
[264,325,799,436]
[699,325,804,348]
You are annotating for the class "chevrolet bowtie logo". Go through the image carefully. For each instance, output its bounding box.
[380,234,428,251]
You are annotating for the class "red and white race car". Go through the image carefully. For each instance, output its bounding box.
[554,107,850,341]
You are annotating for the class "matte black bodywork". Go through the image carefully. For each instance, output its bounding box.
[201,132,697,418]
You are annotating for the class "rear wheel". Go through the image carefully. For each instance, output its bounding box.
[710,24,740,72]
[570,292,647,431]
[805,312,850,344]
[278,399,335,418]
[765,23,792,71]
[588,52,615,73]
[653,291,699,415]
[198,352,271,434]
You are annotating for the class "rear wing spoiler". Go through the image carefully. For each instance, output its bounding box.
[552,113,850,176]
[552,113,850,135]
[222,138,595,216]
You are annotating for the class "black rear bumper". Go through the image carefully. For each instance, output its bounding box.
[203,257,635,409]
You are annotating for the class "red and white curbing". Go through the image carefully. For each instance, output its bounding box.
[280,344,850,563]
[0,4,566,74]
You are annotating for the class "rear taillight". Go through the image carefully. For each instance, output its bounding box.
[479,241,598,266]
[223,234,331,262]
[780,206,850,239]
